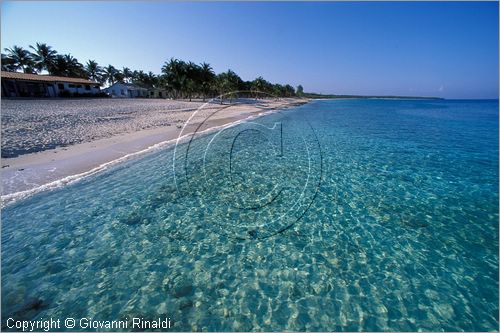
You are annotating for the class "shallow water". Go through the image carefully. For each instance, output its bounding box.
[2,99,498,331]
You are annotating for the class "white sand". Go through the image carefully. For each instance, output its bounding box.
[1,98,308,201]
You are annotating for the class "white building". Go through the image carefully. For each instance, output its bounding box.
[106,83,148,98]
[1,71,101,97]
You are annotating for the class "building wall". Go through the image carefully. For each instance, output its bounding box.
[1,79,48,97]
[1,79,100,97]
[148,89,168,98]
[105,83,170,99]
[54,82,100,96]
[107,84,148,98]
[107,84,127,97]
[133,88,147,97]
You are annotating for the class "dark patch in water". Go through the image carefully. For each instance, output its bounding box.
[45,260,66,275]
[180,299,194,310]
[172,284,195,298]
[4,298,49,325]
[290,285,303,300]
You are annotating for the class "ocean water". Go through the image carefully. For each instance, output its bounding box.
[1,99,498,331]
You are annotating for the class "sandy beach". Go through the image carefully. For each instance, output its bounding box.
[1,97,308,201]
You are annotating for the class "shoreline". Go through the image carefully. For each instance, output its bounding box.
[1,98,309,205]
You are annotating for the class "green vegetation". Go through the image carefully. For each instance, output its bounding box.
[2,43,299,99]
[2,42,442,100]
[296,85,304,97]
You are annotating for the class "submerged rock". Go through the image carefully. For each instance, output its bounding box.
[179,299,194,310]
[11,297,48,320]
[172,284,195,298]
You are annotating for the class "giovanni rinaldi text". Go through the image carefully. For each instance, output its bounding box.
[6,317,173,331]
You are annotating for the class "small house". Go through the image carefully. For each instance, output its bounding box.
[106,83,148,98]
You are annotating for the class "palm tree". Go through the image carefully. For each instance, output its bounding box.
[29,43,57,73]
[273,84,284,99]
[1,53,17,71]
[63,54,84,77]
[296,85,304,97]
[284,84,295,97]
[251,76,272,99]
[4,45,34,73]
[48,55,69,76]
[2,42,299,100]
[132,70,146,87]
[185,61,201,101]
[162,58,188,99]
[122,67,132,83]
[199,62,215,101]
[146,71,158,88]
[215,70,240,104]
[102,65,120,86]
[114,70,124,84]
[85,60,103,83]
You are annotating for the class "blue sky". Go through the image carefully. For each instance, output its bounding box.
[1,1,498,98]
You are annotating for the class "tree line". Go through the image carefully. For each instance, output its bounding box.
[2,43,303,100]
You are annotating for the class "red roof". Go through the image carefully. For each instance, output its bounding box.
[1,71,100,85]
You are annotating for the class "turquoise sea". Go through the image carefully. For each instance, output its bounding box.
[2,99,498,331]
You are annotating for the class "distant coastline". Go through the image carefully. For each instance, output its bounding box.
[302,92,444,100]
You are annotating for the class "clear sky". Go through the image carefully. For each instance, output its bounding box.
[1,1,498,98]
